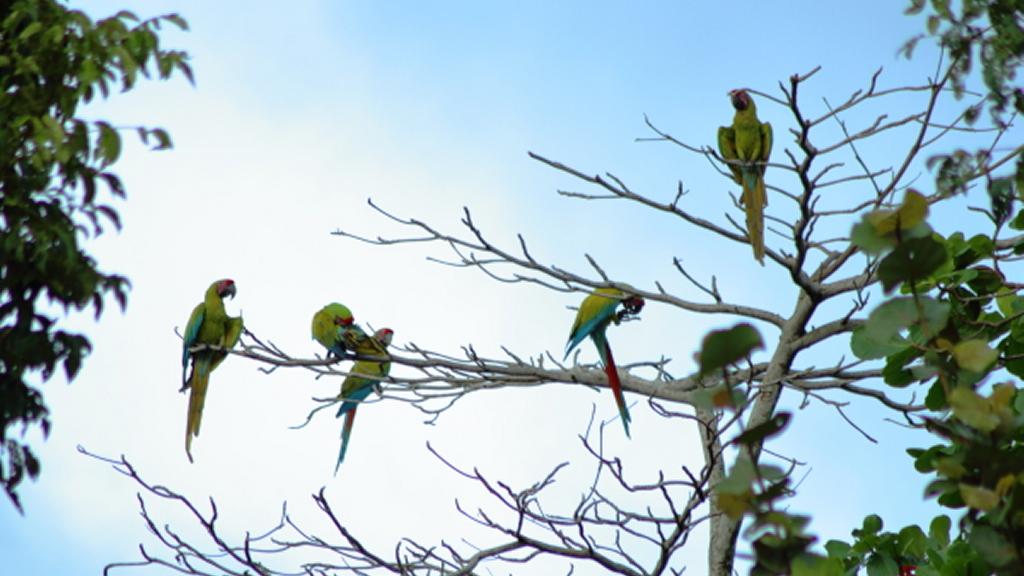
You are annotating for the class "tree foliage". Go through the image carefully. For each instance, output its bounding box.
[721,2,1024,574]
[0,0,190,512]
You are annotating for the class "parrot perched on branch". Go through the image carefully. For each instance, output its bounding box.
[718,88,773,264]
[311,302,354,358]
[335,327,393,473]
[565,288,645,437]
[311,302,382,360]
[181,279,243,462]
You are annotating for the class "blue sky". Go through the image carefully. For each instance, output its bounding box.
[1,1,1012,574]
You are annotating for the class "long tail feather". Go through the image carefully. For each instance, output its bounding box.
[185,358,211,463]
[601,341,632,438]
[742,170,766,265]
[335,409,357,474]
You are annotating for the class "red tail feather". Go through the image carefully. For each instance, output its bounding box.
[602,341,632,437]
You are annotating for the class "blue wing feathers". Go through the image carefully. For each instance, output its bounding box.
[591,330,610,366]
[565,301,618,358]
[182,307,205,367]
[336,382,375,417]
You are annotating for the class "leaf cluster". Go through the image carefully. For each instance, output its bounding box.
[843,118,1024,573]
[0,0,189,512]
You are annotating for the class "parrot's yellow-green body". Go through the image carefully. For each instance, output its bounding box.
[335,327,393,472]
[718,89,773,264]
[182,279,242,462]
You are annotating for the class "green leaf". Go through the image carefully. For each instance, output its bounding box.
[866,551,899,576]
[851,326,908,360]
[953,234,995,268]
[966,234,995,257]
[23,449,39,479]
[851,218,896,255]
[97,121,121,165]
[877,236,948,292]
[164,13,190,31]
[949,387,999,432]
[936,456,966,479]
[79,58,100,86]
[996,292,1021,316]
[926,477,959,498]
[900,35,921,59]
[1001,326,1024,376]
[951,340,997,373]
[862,514,884,535]
[791,554,844,576]
[757,463,787,482]
[62,349,82,380]
[732,412,791,446]
[717,454,756,495]
[929,515,951,548]
[864,297,950,344]
[988,176,1015,226]
[690,384,742,410]
[716,491,751,520]
[965,265,1003,296]
[959,483,999,511]
[897,525,928,557]
[18,21,42,41]
[824,540,851,559]
[883,346,923,387]
[912,447,942,473]
[968,525,1016,567]
[936,488,965,508]
[892,189,929,231]
[149,127,172,150]
[933,268,977,288]
[41,114,65,144]
[97,205,122,231]
[698,323,763,376]
[1010,207,1024,230]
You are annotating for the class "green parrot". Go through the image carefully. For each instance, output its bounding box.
[335,327,393,473]
[565,288,645,437]
[311,302,355,357]
[718,88,773,264]
[310,302,384,360]
[181,279,242,462]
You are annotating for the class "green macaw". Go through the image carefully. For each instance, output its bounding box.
[181,279,242,462]
[565,288,645,437]
[718,88,773,264]
[310,302,384,360]
[335,327,393,473]
[311,302,355,358]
